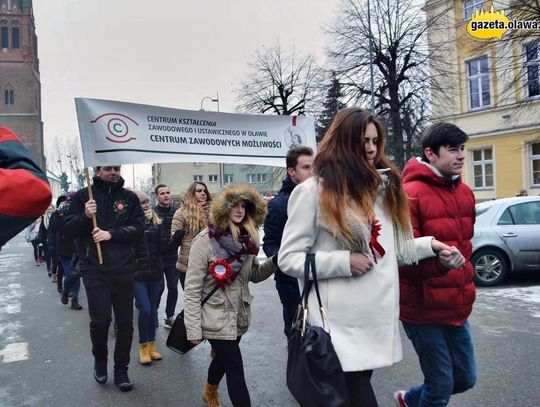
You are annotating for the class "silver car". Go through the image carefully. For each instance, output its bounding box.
[471,196,540,286]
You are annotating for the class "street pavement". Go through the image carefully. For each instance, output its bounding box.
[1,232,539,407]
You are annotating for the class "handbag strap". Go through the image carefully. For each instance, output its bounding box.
[200,285,219,306]
[303,253,323,309]
[301,253,331,334]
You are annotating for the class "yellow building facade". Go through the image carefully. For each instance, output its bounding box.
[425,0,540,201]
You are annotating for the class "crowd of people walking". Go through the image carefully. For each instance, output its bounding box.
[10,108,478,407]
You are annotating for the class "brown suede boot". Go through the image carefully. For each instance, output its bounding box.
[202,382,222,407]
[147,341,162,361]
[139,342,151,365]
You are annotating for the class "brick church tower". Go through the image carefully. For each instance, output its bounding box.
[0,0,44,169]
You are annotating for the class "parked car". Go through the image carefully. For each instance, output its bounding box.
[471,196,540,286]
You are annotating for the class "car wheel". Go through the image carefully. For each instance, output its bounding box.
[471,248,509,287]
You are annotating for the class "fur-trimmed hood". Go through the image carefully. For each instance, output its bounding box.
[211,184,267,229]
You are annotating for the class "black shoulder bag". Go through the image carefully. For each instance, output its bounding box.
[286,253,351,407]
[166,285,219,355]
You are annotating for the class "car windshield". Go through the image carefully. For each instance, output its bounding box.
[475,200,496,218]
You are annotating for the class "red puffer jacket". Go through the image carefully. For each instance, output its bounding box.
[399,157,476,326]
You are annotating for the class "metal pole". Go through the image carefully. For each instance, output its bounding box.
[367,0,375,112]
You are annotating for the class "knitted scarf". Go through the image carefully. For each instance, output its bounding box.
[207,223,259,285]
[317,170,418,265]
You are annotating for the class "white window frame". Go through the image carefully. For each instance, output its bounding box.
[247,174,255,184]
[531,142,540,186]
[525,42,540,99]
[471,147,494,190]
[257,173,268,183]
[467,56,491,109]
[224,174,234,184]
[463,0,484,20]
[193,175,203,182]
[208,174,218,183]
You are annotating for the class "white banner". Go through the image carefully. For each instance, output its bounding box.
[75,98,316,167]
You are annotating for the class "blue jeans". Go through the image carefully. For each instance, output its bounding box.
[134,279,163,343]
[59,256,80,300]
[402,321,477,407]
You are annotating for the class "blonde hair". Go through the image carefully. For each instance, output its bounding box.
[134,190,161,226]
[229,215,260,248]
[181,182,211,234]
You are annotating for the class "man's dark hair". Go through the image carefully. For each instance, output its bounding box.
[286,146,314,169]
[421,122,469,162]
[154,184,169,195]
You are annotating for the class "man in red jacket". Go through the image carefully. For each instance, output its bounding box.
[394,122,476,407]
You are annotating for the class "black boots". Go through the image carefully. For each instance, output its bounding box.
[114,370,133,392]
[71,299,83,310]
[93,363,107,384]
[60,289,69,305]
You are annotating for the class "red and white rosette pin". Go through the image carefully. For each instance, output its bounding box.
[209,259,234,289]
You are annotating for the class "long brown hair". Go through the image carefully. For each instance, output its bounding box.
[315,107,410,241]
[181,182,212,234]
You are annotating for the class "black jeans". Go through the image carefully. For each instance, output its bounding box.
[344,370,378,407]
[208,337,250,407]
[162,261,179,318]
[274,275,301,338]
[83,272,134,371]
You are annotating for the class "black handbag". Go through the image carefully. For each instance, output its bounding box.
[166,285,219,355]
[286,253,351,407]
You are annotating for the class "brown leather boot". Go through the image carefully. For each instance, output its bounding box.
[202,382,222,407]
[139,342,151,365]
[147,341,162,361]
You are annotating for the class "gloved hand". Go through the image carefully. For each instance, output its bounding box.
[172,229,185,244]
[144,209,153,220]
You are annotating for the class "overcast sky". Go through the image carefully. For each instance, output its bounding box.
[33,0,340,184]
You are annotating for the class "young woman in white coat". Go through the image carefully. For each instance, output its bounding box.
[278,108,464,406]
[184,184,276,407]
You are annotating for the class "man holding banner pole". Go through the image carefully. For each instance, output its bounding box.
[65,165,144,392]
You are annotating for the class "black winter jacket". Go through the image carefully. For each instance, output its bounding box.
[134,218,167,281]
[154,203,178,264]
[64,176,144,274]
[263,175,298,281]
[47,205,75,258]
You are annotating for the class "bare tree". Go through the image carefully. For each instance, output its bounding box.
[234,42,323,116]
[326,0,447,167]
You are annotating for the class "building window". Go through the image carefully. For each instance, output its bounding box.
[193,162,204,166]
[224,174,234,184]
[193,175,203,182]
[4,89,14,105]
[247,174,255,184]
[257,173,268,183]
[1,24,8,49]
[526,42,540,98]
[467,56,490,109]
[472,148,494,189]
[463,0,484,20]
[11,22,19,49]
[209,174,218,183]
[531,142,540,186]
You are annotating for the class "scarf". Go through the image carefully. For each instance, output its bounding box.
[207,223,259,288]
[317,170,418,265]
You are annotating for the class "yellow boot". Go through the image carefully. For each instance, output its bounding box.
[147,341,162,361]
[202,382,222,407]
[139,342,151,365]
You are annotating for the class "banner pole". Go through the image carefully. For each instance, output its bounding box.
[84,168,104,265]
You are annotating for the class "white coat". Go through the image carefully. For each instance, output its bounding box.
[278,177,434,372]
